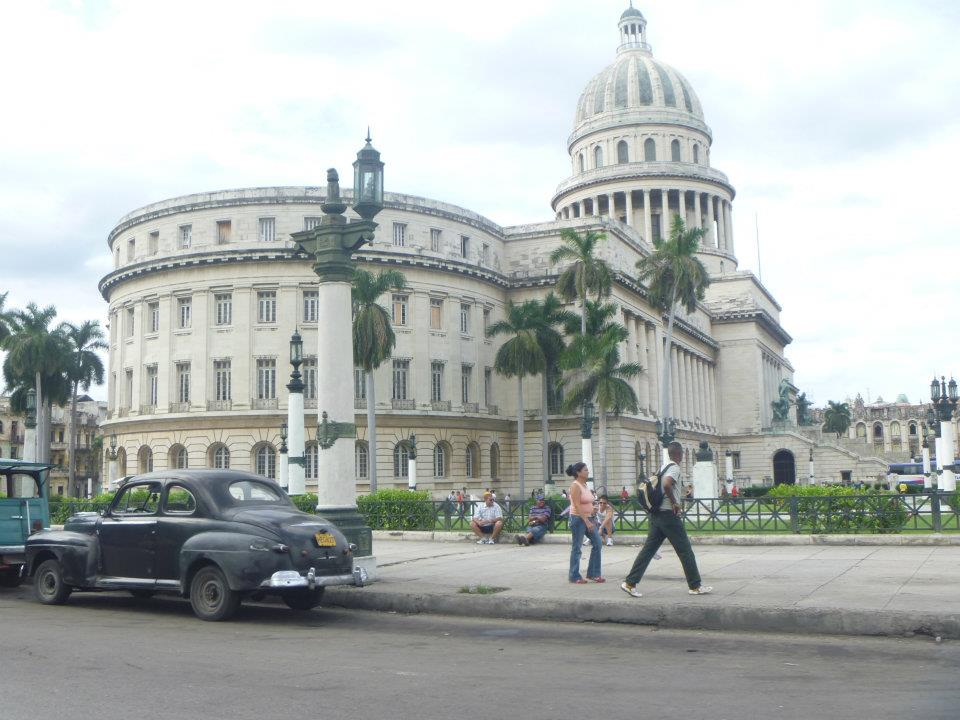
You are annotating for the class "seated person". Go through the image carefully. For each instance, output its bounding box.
[515,494,553,546]
[470,492,504,544]
[597,495,615,546]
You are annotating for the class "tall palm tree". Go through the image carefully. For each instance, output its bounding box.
[0,291,15,347]
[634,215,709,424]
[822,401,852,439]
[60,320,107,497]
[550,228,613,336]
[352,268,407,492]
[487,300,547,497]
[561,299,620,338]
[561,326,641,487]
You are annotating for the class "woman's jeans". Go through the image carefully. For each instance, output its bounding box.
[569,515,602,581]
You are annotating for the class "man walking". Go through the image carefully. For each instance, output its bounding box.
[620,441,712,597]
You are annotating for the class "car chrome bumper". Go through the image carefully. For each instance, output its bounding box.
[261,565,368,590]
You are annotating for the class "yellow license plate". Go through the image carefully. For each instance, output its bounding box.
[314,532,336,547]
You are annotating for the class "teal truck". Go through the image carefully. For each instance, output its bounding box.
[0,460,52,587]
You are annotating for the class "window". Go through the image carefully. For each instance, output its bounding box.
[171,445,188,469]
[429,298,443,330]
[466,442,479,479]
[483,308,490,335]
[459,235,469,258]
[255,444,276,479]
[392,359,409,400]
[259,217,276,242]
[391,294,408,326]
[644,138,656,161]
[165,486,196,514]
[393,222,406,246]
[355,442,368,479]
[594,145,603,168]
[124,370,133,409]
[490,443,500,479]
[617,140,629,164]
[212,445,230,469]
[146,365,158,406]
[215,293,232,326]
[214,360,232,401]
[433,443,448,478]
[216,220,231,244]
[671,139,681,162]
[578,152,585,173]
[148,302,160,333]
[393,442,410,478]
[176,362,191,403]
[257,291,277,323]
[354,366,366,400]
[431,362,444,402]
[113,482,161,515]
[306,443,318,481]
[178,224,192,249]
[461,364,472,404]
[256,359,277,400]
[138,446,153,473]
[430,228,441,252]
[302,358,317,400]
[731,451,741,470]
[125,307,135,337]
[304,216,322,230]
[481,243,490,265]
[484,368,493,406]
[303,290,319,323]
[459,303,470,334]
[114,247,120,268]
[148,231,159,255]
[547,369,563,413]
[549,443,565,476]
[692,144,700,164]
[177,297,191,329]
[127,238,135,261]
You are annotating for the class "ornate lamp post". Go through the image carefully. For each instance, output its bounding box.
[23,388,37,463]
[930,376,958,491]
[655,417,677,466]
[405,434,417,491]
[638,450,646,482]
[286,330,306,494]
[278,422,289,491]
[108,433,118,490]
[291,134,384,572]
[581,401,595,490]
[724,448,734,494]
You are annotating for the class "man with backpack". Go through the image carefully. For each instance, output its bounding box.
[620,441,713,598]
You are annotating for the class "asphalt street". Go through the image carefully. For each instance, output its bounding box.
[0,585,956,720]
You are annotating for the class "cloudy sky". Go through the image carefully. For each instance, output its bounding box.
[1,0,958,407]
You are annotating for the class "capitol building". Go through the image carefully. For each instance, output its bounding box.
[99,6,886,493]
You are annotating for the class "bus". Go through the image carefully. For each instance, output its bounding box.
[887,460,937,489]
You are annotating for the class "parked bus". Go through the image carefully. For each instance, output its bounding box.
[887,460,937,489]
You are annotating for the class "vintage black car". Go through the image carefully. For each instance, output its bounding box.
[25,470,366,621]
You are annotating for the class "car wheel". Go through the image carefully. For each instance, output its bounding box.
[189,566,240,621]
[128,589,155,599]
[282,588,325,611]
[0,569,23,588]
[34,559,72,605]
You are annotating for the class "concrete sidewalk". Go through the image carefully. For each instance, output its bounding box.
[325,533,960,640]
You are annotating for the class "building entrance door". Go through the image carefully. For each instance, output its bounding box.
[773,450,796,485]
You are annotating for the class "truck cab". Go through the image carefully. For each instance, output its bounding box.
[0,460,52,587]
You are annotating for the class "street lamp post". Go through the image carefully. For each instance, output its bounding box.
[724,448,734,494]
[108,434,118,490]
[581,401,595,491]
[291,134,384,573]
[930,376,958,491]
[23,388,37,464]
[278,422,289,491]
[286,331,306,495]
[406,434,417,491]
[655,417,676,467]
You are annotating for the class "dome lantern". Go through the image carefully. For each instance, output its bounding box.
[618,2,650,55]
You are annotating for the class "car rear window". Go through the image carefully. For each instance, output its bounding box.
[226,480,285,505]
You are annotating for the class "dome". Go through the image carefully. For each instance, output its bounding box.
[620,6,644,20]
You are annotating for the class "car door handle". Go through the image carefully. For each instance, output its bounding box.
[10,516,23,519]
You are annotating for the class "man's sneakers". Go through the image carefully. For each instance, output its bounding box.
[605,537,613,546]
[619,581,643,598]
[688,586,713,595]
[477,538,496,544]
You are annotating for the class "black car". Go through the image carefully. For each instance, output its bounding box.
[25,470,366,621]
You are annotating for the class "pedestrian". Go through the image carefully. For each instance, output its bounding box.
[597,495,615,546]
[567,462,603,584]
[620,441,712,597]
[620,486,629,503]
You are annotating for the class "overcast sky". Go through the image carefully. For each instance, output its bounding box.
[1,0,958,408]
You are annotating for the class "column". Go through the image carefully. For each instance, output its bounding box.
[709,365,718,429]
[717,197,727,250]
[643,189,653,243]
[684,352,695,423]
[636,318,650,411]
[693,192,703,232]
[724,201,734,256]
[707,195,717,247]
[608,193,615,219]
[670,346,680,421]
[678,189,687,227]
[705,363,715,428]
[647,324,660,415]
[625,190,634,228]
[654,326,665,417]
[593,196,600,216]
[693,359,703,425]
[662,189,672,237]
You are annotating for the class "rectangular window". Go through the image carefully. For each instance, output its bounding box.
[146,365,158,406]
[303,290,319,323]
[214,360,232,401]
[149,231,159,255]
[461,364,472,404]
[393,222,406,247]
[354,366,366,400]
[177,298,191,329]
[483,308,490,335]
[484,367,493,407]
[431,362,443,402]
[257,291,277,323]
[125,307,135,338]
[148,302,160,333]
[459,235,469,258]
[216,220,231,244]
[124,370,133,409]
[303,358,317,400]
[731,451,742,470]
[176,362,191,404]
[429,298,443,330]
[178,224,192,249]
[304,216,322,230]
[430,228,441,252]
[392,359,409,400]
[256,358,277,400]
[127,238,135,262]
[391,294,408,326]
[481,242,490,265]
[259,217,276,242]
[459,303,470,334]
[215,293,232,326]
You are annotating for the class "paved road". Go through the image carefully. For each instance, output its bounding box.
[1,586,956,720]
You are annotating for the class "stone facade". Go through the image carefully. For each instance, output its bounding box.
[0,396,24,461]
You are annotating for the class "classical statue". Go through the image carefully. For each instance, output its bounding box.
[771,379,792,422]
[796,392,812,426]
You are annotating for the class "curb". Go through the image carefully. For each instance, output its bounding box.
[325,586,960,640]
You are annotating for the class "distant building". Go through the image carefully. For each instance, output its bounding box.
[0,395,24,460]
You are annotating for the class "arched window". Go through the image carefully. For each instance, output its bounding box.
[548,442,564,477]
[890,421,901,438]
[116,447,127,476]
[393,442,409,478]
[692,143,700,164]
[578,152,585,173]
[355,441,368,479]
[908,422,918,436]
[855,423,867,439]
[594,145,603,168]
[635,442,644,480]
[253,443,276,479]
[209,443,230,469]
[305,443,318,481]
[644,138,656,161]
[670,139,681,162]
[489,442,500,479]
[872,423,884,440]
[434,442,450,478]
[170,444,188,469]
[138,446,153,474]
[466,442,480,479]
[617,140,629,164]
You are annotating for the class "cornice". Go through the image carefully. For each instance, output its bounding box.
[711,308,794,347]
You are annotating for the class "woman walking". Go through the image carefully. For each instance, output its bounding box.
[567,462,603,584]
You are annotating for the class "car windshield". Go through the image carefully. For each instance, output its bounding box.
[225,480,286,505]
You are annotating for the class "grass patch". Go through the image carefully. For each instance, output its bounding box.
[458,584,505,595]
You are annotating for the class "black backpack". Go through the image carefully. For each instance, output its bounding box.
[637,462,678,512]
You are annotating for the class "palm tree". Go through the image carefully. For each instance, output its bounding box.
[352,268,407,492]
[635,215,709,423]
[822,401,852,439]
[561,325,641,487]
[0,291,15,347]
[487,300,547,497]
[561,299,620,338]
[60,321,107,497]
[550,228,613,336]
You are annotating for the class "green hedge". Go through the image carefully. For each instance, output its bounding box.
[765,484,907,533]
[357,489,434,531]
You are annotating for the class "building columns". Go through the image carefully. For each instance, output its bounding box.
[625,190,634,228]
[678,189,687,227]
[643,189,653,243]
[693,192,703,232]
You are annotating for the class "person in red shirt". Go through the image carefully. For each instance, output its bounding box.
[620,486,629,502]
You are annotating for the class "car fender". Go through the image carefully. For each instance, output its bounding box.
[180,531,289,592]
[25,530,99,587]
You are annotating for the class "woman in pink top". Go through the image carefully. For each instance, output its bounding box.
[566,462,603,583]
